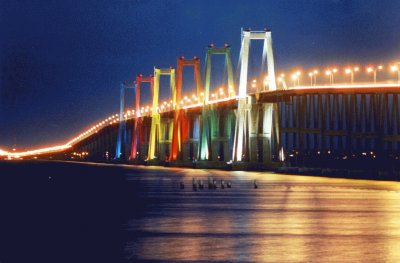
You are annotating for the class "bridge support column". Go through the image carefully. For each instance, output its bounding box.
[248,102,276,165]
[197,105,235,169]
[148,67,175,163]
[159,117,173,161]
[182,114,200,162]
[138,117,151,161]
[198,44,234,162]
[209,108,235,162]
[233,29,277,166]
[170,57,202,162]
[130,75,154,161]
[115,82,126,160]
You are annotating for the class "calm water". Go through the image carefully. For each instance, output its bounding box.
[0,161,400,262]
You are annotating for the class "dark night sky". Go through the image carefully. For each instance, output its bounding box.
[1,0,399,150]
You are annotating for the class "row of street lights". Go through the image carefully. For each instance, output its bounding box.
[282,63,400,87]
[71,62,400,146]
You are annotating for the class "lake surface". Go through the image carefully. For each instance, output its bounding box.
[0,161,400,262]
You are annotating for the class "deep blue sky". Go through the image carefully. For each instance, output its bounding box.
[1,0,399,150]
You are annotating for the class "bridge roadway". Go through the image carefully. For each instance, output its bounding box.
[58,84,400,175]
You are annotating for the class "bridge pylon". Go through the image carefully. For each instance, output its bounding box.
[199,44,235,161]
[233,28,278,163]
[170,56,202,161]
[147,67,175,161]
[130,74,154,160]
[115,82,126,159]
[116,81,136,160]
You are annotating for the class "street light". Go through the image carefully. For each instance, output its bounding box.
[251,79,257,90]
[345,68,352,83]
[367,65,383,83]
[332,68,338,84]
[291,73,300,87]
[325,70,332,85]
[345,67,359,84]
[325,68,337,85]
[278,73,288,89]
[308,72,314,86]
[390,64,400,83]
[354,67,359,82]
[292,71,301,86]
[313,70,318,85]
[277,76,283,89]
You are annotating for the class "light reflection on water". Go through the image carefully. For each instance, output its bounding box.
[123,167,400,262]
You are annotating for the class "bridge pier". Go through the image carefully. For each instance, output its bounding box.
[196,105,235,169]
[210,108,235,162]
[135,117,151,162]
[158,115,173,162]
[249,102,273,164]
[270,89,400,169]
[182,113,200,162]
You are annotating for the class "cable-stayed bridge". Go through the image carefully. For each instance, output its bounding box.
[2,29,400,172]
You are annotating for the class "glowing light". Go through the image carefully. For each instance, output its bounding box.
[391,65,399,72]
[6,145,72,158]
[0,149,9,156]
[289,83,400,90]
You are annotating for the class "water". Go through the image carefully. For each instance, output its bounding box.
[1,161,400,262]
